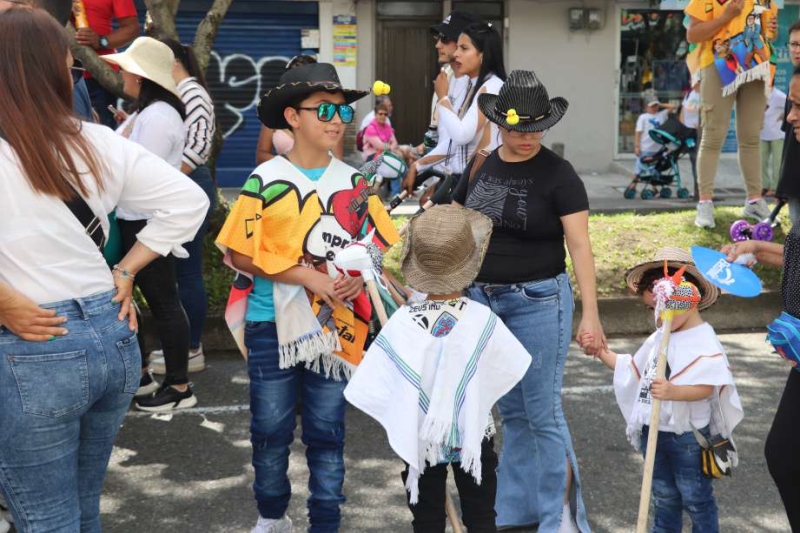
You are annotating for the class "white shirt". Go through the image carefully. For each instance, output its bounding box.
[0,122,208,304]
[116,101,187,220]
[636,110,669,154]
[682,90,700,129]
[359,110,391,133]
[761,88,787,142]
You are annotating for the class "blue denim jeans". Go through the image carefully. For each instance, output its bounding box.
[245,321,347,532]
[0,289,139,532]
[640,426,718,533]
[176,164,217,349]
[468,272,589,532]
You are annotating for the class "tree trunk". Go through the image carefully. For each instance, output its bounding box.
[143,0,179,41]
[67,27,126,98]
[192,0,233,73]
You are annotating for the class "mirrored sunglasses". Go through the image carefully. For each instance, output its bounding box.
[296,102,354,124]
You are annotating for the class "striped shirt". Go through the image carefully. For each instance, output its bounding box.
[177,77,216,171]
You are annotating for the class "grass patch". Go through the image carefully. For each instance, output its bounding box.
[198,204,788,312]
[382,207,789,298]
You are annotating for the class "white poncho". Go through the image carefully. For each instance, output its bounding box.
[344,301,531,503]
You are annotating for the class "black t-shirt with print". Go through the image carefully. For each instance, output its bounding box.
[452,147,589,283]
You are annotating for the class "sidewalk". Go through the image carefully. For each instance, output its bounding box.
[219,154,751,216]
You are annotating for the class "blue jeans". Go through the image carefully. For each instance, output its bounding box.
[245,321,347,532]
[640,426,718,533]
[468,272,589,532]
[176,164,217,349]
[0,290,139,532]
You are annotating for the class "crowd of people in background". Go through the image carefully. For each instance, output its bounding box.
[0,0,799,533]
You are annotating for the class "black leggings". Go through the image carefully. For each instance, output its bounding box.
[400,438,498,533]
[118,219,190,386]
[765,370,800,531]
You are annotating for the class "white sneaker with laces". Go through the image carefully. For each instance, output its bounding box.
[150,345,205,375]
[251,515,293,533]
[742,198,773,221]
[695,201,716,228]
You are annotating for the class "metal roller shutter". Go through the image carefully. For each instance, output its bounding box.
[136,1,319,187]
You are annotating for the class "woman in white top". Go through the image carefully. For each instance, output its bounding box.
[154,39,218,375]
[0,8,207,530]
[102,37,196,412]
[403,22,507,197]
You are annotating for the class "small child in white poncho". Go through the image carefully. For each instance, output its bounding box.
[344,204,532,532]
[582,247,743,533]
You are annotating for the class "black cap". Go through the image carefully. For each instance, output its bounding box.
[430,11,483,42]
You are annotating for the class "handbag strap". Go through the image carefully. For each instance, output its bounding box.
[0,127,105,252]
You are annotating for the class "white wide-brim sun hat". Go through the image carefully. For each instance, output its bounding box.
[102,37,180,98]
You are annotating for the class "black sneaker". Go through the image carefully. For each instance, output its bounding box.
[135,384,197,412]
[135,370,160,398]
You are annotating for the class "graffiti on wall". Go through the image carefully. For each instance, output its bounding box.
[205,51,290,138]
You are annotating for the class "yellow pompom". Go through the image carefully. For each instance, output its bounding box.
[372,81,390,95]
[506,109,519,126]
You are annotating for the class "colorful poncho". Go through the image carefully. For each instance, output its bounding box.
[685,0,778,96]
[344,302,531,503]
[216,156,399,379]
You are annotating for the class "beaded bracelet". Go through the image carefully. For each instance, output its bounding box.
[112,264,135,280]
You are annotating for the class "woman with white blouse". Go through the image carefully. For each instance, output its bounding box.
[0,8,206,529]
[102,37,196,412]
[149,39,219,377]
[402,22,507,198]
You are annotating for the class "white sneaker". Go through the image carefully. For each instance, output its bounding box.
[150,346,205,375]
[251,515,293,533]
[147,348,163,363]
[743,198,773,221]
[0,518,10,533]
[695,201,716,228]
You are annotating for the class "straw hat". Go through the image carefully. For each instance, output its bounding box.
[624,247,719,310]
[478,70,569,133]
[400,205,493,295]
[102,37,180,98]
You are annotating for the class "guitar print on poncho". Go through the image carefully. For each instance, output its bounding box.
[217,156,399,378]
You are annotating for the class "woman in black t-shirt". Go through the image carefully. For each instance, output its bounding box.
[723,224,800,529]
[452,70,605,532]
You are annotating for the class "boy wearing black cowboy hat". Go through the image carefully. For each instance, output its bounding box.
[216,63,399,533]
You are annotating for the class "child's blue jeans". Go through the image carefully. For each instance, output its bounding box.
[640,425,718,533]
[245,321,347,532]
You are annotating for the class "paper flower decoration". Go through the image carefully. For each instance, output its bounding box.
[373,80,391,95]
[505,108,520,126]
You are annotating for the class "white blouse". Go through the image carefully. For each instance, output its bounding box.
[0,122,209,304]
[116,100,187,221]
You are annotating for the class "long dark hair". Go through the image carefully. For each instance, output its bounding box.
[0,7,104,198]
[134,78,186,120]
[461,22,507,111]
[161,38,209,92]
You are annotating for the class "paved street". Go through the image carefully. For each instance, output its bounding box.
[101,331,791,532]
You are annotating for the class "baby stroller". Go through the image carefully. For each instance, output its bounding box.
[624,116,695,200]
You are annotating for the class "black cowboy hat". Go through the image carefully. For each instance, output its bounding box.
[257,63,368,129]
[478,70,569,133]
[430,11,483,42]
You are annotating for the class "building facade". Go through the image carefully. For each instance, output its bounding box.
[159,0,798,186]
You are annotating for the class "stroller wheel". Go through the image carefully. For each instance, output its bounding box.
[641,189,655,200]
[659,187,672,199]
[752,222,775,241]
[729,219,752,242]
[624,187,636,200]
[677,188,690,199]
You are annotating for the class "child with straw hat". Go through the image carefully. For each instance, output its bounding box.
[345,204,532,531]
